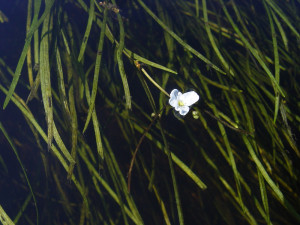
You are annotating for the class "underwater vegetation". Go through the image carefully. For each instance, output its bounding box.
[0,0,300,224]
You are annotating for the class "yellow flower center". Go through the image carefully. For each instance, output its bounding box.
[178,100,185,106]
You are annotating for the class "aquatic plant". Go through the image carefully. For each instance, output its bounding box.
[0,0,299,224]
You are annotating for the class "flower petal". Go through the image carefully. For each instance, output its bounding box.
[169,99,178,108]
[174,105,181,111]
[170,89,179,98]
[181,91,199,106]
[169,89,180,107]
[179,106,190,116]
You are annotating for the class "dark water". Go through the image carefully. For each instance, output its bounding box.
[1,1,300,225]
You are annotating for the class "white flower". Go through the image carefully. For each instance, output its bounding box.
[169,89,199,116]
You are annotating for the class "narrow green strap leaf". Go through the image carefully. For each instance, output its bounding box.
[243,137,300,222]
[53,123,75,164]
[0,205,14,225]
[60,30,71,55]
[219,0,285,97]
[112,0,132,109]
[83,6,108,133]
[78,0,95,62]
[56,48,71,118]
[136,0,225,74]
[264,1,280,123]
[155,118,184,225]
[65,50,79,180]
[84,78,104,159]
[39,11,53,150]
[257,170,271,225]
[264,0,300,38]
[3,0,54,109]
[33,0,42,63]
[124,48,177,74]
[271,11,288,51]
[202,0,234,76]
[200,75,244,210]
